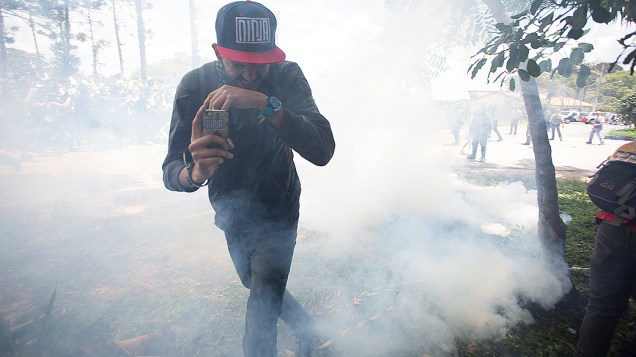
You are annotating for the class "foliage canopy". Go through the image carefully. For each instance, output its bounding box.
[469,0,636,90]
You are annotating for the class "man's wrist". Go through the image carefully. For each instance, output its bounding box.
[182,152,208,188]
[189,167,207,185]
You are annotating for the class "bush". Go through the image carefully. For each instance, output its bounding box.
[606,128,636,140]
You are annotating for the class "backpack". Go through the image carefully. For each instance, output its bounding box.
[587,142,636,224]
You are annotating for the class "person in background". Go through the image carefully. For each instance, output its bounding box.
[586,112,605,145]
[490,107,503,142]
[466,106,492,162]
[549,111,564,141]
[161,1,336,356]
[577,142,636,356]
[450,115,463,145]
[509,108,521,135]
[522,122,532,145]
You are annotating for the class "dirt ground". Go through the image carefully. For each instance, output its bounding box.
[0,122,631,357]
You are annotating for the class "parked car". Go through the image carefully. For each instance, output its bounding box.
[578,112,591,123]
[582,112,608,124]
[558,110,580,123]
[603,112,624,125]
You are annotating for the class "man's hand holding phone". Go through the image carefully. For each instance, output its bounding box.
[187,104,234,185]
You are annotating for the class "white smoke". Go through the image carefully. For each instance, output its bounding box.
[288,3,571,354]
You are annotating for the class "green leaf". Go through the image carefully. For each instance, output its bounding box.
[507,43,520,72]
[531,38,543,49]
[538,12,554,32]
[493,71,507,84]
[527,59,542,77]
[568,5,588,29]
[576,64,591,88]
[486,45,500,55]
[518,69,531,81]
[509,77,516,91]
[471,58,487,78]
[577,43,594,52]
[524,33,539,45]
[570,48,585,64]
[510,10,528,20]
[591,6,613,23]
[539,59,552,72]
[557,58,574,77]
[623,49,636,66]
[530,0,543,15]
[518,44,529,63]
[579,64,591,77]
[495,23,513,33]
[490,52,505,73]
[567,28,585,40]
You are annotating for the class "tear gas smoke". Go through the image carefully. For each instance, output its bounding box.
[0,1,573,356]
[289,6,571,356]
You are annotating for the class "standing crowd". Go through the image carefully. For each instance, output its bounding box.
[0,72,175,155]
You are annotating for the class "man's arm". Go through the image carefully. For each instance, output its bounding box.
[163,73,234,192]
[162,70,204,192]
[272,62,335,166]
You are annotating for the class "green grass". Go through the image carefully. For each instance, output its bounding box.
[455,178,636,356]
[607,127,636,139]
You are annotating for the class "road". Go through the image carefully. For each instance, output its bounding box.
[438,121,631,180]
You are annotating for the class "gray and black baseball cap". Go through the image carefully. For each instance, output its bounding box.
[215,1,286,64]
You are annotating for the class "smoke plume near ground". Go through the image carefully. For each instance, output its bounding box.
[286,12,572,355]
[0,1,575,356]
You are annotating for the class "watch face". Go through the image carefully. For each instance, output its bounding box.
[270,96,282,110]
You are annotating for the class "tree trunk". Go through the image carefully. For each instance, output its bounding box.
[135,0,147,82]
[27,8,42,71]
[63,1,72,76]
[112,0,125,76]
[482,0,579,310]
[189,0,199,68]
[87,8,97,76]
[520,78,567,254]
[481,0,566,251]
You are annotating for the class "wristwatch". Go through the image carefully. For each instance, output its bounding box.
[257,96,282,124]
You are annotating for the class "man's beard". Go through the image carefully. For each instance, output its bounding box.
[216,62,262,90]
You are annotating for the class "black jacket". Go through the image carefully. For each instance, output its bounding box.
[162,61,335,232]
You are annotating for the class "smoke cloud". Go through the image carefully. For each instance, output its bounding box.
[0,1,574,356]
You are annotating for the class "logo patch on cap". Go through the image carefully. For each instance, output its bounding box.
[235,17,271,44]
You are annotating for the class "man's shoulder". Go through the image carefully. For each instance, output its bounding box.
[177,61,221,95]
[181,61,218,82]
[271,60,303,79]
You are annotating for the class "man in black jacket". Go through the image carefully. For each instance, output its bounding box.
[161,2,335,356]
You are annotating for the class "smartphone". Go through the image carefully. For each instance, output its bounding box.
[201,109,229,139]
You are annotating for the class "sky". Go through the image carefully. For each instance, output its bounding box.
[9,0,634,101]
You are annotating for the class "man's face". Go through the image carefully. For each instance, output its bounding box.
[219,57,270,90]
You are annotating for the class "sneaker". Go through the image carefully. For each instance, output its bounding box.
[586,142,592,144]
[466,155,476,160]
[479,157,486,162]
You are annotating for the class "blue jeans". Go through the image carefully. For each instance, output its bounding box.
[577,221,636,356]
[470,136,487,159]
[225,224,314,357]
[588,126,604,144]
[550,124,562,140]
